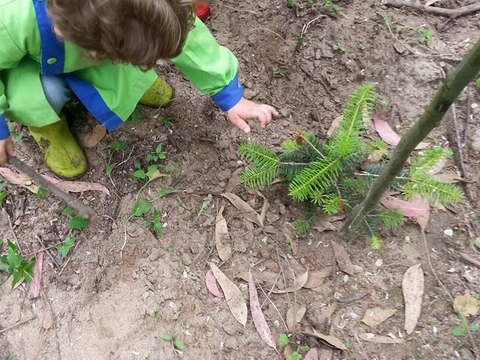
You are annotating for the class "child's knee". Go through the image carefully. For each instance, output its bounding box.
[40,75,72,114]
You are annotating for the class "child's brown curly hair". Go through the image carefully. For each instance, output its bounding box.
[47,0,200,68]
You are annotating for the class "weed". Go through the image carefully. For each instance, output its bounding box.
[194,201,209,222]
[332,42,345,53]
[160,333,185,351]
[129,110,145,125]
[35,188,49,199]
[293,219,310,236]
[6,354,16,360]
[70,216,88,230]
[297,36,304,46]
[378,11,390,25]
[452,314,478,337]
[106,140,127,186]
[143,208,163,237]
[177,197,188,210]
[474,238,480,249]
[159,116,173,127]
[238,85,463,245]
[0,241,35,289]
[278,333,310,359]
[145,144,167,163]
[55,235,75,258]
[476,78,480,89]
[418,25,433,46]
[0,181,8,207]
[323,0,340,14]
[7,122,23,144]
[286,0,295,8]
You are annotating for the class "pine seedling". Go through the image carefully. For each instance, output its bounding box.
[238,84,463,245]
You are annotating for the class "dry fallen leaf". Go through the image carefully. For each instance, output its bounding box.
[304,348,319,360]
[304,267,333,289]
[373,113,429,149]
[41,175,111,196]
[271,270,309,294]
[205,270,224,298]
[248,269,276,349]
[221,193,263,226]
[83,124,106,148]
[454,293,479,317]
[319,349,334,360]
[302,331,347,351]
[327,115,343,138]
[402,264,424,334]
[215,206,232,261]
[358,333,404,344]
[361,307,397,327]
[425,0,441,5]
[225,167,243,193]
[29,251,43,299]
[380,195,429,218]
[208,262,247,326]
[433,172,463,183]
[330,240,363,275]
[0,167,39,193]
[254,190,270,227]
[286,304,307,332]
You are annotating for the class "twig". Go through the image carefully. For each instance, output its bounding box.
[300,14,326,38]
[354,332,369,360]
[7,155,97,221]
[460,253,480,268]
[248,28,288,43]
[384,0,480,19]
[421,230,479,355]
[0,316,36,335]
[255,276,289,331]
[36,235,62,269]
[6,211,21,253]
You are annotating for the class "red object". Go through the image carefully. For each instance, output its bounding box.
[195,3,211,21]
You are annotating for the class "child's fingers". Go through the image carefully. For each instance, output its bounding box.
[229,115,251,134]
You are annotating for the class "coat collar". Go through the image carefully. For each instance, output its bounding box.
[32,0,65,75]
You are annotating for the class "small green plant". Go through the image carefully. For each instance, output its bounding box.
[6,353,16,360]
[0,181,8,207]
[238,85,463,245]
[143,208,163,237]
[159,116,173,127]
[145,144,167,163]
[378,11,390,25]
[160,333,185,351]
[35,188,49,199]
[277,333,310,359]
[452,315,478,337]
[476,78,480,89]
[54,235,75,258]
[332,42,345,53]
[129,110,145,125]
[323,0,340,13]
[474,238,480,249]
[286,0,295,8]
[0,241,35,289]
[194,201,209,222]
[418,25,433,46]
[105,140,127,186]
[297,36,304,46]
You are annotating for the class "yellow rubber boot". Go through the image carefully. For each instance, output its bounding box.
[139,77,173,108]
[28,115,87,179]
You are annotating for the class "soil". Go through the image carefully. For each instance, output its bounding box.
[1,0,480,359]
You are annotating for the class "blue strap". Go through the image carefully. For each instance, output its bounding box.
[0,115,10,140]
[32,0,65,75]
[211,74,244,111]
[64,74,124,131]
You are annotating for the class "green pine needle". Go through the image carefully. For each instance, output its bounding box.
[293,219,310,235]
[402,174,463,204]
[379,209,405,229]
[239,142,279,188]
[241,164,279,189]
[288,156,341,201]
[319,193,343,215]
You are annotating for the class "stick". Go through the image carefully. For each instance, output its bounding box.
[0,316,36,335]
[460,253,480,268]
[384,0,480,19]
[7,155,97,221]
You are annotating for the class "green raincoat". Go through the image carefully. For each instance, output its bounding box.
[0,0,244,139]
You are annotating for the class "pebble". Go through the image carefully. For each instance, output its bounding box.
[217,169,232,181]
[224,337,238,350]
[182,253,192,266]
[266,212,280,223]
[148,249,162,261]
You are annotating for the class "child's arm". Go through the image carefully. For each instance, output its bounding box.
[0,21,25,164]
[170,18,277,133]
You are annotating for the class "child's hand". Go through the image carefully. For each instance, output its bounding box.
[226,97,278,134]
[0,137,15,165]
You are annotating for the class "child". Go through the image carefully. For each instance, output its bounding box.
[0,0,278,178]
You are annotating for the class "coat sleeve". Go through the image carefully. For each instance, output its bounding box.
[0,18,26,140]
[170,17,243,112]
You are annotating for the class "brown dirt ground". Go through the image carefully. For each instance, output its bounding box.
[1,0,480,359]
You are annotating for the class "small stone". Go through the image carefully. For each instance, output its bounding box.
[315,49,321,60]
[182,253,192,266]
[300,258,306,265]
[280,108,291,118]
[224,336,238,349]
[266,212,280,223]
[444,228,453,237]
[217,139,230,149]
[234,237,247,253]
[148,249,162,261]
[278,204,286,215]
[217,169,232,182]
